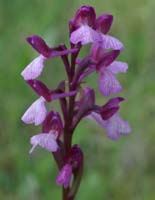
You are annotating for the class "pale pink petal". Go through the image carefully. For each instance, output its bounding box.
[87,112,131,140]
[100,34,124,50]
[70,25,124,51]
[98,69,122,96]
[104,114,131,140]
[21,55,45,80]
[34,98,47,125]
[108,61,128,74]
[70,25,101,45]
[29,132,58,153]
[21,97,47,126]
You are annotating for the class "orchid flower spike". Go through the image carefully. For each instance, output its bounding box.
[21,5,131,199]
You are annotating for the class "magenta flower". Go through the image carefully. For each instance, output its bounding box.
[70,6,124,50]
[88,97,131,140]
[89,112,131,140]
[21,80,77,126]
[21,96,47,126]
[90,44,128,96]
[29,111,63,153]
[21,35,78,80]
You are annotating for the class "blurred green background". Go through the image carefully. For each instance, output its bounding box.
[1,0,155,199]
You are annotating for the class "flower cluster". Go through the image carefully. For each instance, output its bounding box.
[21,5,131,199]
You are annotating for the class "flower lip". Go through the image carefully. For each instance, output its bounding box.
[105,113,131,140]
[95,14,113,34]
[29,132,58,153]
[88,112,131,140]
[98,69,123,96]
